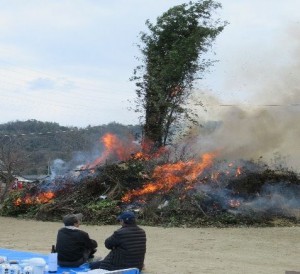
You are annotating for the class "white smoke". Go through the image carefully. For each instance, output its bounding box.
[185,24,300,172]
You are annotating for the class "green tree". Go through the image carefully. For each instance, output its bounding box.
[131,0,226,148]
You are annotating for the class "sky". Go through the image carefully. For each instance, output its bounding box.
[0,0,298,128]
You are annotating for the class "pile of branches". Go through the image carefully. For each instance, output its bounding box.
[1,158,300,227]
[0,159,147,223]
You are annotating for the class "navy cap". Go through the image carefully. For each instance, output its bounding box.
[117,211,135,222]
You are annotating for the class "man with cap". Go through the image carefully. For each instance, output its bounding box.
[90,211,146,272]
[56,213,98,267]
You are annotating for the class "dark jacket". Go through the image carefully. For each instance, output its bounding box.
[90,224,146,271]
[56,227,97,264]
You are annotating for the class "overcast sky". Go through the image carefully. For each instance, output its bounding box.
[0,0,299,128]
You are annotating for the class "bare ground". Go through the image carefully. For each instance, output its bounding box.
[0,217,299,274]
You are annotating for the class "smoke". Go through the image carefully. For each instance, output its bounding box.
[167,24,300,218]
[50,159,68,178]
[31,140,108,192]
[236,183,300,217]
[187,24,300,171]
[194,181,300,218]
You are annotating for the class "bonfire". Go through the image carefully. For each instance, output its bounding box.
[2,133,300,227]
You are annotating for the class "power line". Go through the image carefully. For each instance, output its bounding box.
[217,104,300,107]
[0,127,94,138]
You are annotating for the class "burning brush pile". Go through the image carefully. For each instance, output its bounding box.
[1,133,300,227]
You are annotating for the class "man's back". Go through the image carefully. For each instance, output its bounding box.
[56,227,90,262]
[56,213,97,267]
[90,224,146,271]
[105,225,146,270]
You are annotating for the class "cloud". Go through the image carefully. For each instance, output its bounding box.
[28,78,56,90]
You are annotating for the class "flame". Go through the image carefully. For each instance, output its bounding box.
[131,139,167,161]
[37,191,55,203]
[14,191,55,206]
[83,133,168,169]
[132,152,145,160]
[83,133,140,169]
[15,198,22,206]
[235,167,242,177]
[122,152,216,202]
[101,133,134,160]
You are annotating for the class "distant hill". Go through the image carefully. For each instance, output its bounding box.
[0,119,141,175]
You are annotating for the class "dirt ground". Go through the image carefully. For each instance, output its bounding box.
[0,217,299,274]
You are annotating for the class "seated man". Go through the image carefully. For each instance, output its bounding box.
[56,213,98,267]
[90,211,146,272]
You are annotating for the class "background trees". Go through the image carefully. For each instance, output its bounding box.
[0,120,141,175]
[0,136,26,203]
[131,0,226,148]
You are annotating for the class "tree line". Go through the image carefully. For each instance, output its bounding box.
[0,119,141,175]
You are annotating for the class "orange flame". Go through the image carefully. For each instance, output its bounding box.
[15,198,22,206]
[83,133,140,169]
[14,191,55,206]
[122,152,216,202]
[235,167,242,177]
[83,133,168,169]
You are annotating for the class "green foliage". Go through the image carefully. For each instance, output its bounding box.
[132,0,227,147]
[85,199,120,225]
[87,199,116,211]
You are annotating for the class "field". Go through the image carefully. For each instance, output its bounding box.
[0,217,299,273]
